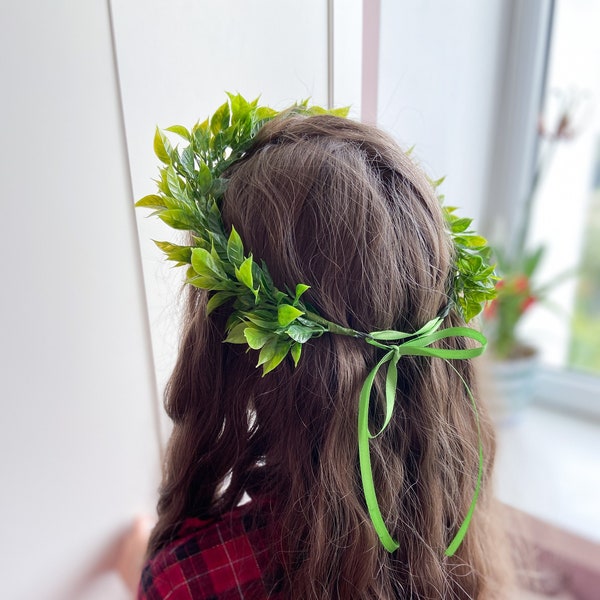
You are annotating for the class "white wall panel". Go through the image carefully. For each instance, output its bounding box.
[378,0,510,225]
[0,1,160,598]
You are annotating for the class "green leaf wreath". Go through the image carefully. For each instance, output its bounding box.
[136,94,497,555]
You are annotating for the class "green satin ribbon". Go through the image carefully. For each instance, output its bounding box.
[358,317,486,555]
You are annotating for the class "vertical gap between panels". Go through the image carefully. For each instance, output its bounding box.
[105,0,165,462]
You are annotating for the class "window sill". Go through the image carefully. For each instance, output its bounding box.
[495,404,600,545]
[536,366,600,420]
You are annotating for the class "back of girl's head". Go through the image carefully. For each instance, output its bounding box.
[151,114,512,599]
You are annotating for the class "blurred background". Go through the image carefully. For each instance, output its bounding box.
[1,1,598,598]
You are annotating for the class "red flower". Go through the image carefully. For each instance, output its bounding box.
[520,295,536,313]
[514,275,529,293]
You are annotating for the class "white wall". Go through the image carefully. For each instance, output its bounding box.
[0,1,160,598]
[378,0,510,225]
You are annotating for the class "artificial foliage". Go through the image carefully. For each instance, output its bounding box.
[137,94,497,376]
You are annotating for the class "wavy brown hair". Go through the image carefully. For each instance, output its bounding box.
[147,115,512,598]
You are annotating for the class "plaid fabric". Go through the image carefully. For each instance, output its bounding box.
[138,502,282,599]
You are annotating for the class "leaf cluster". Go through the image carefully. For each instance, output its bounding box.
[136,93,495,372]
[136,93,348,373]
[433,179,498,322]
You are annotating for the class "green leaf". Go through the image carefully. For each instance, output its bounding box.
[235,256,254,290]
[464,235,487,248]
[278,304,304,327]
[191,247,226,278]
[262,340,291,375]
[290,342,302,367]
[210,101,230,134]
[328,106,350,118]
[244,327,273,350]
[192,123,210,153]
[154,128,172,164]
[285,324,313,343]
[451,218,473,233]
[224,321,247,344]
[166,166,187,201]
[256,336,278,367]
[181,145,195,176]
[206,291,233,315]
[226,226,244,266]
[306,105,327,115]
[154,240,192,264]
[197,161,212,194]
[158,209,198,230]
[523,246,545,277]
[255,106,278,121]
[186,272,218,289]
[165,125,191,140]
[135,194,167,209]
[293,283,310,305]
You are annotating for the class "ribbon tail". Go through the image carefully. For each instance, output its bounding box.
[443,361,483,557]
[358,352,400,552]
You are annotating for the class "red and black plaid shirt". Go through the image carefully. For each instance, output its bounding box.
[138,502,282,599]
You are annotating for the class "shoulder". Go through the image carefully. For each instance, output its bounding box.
[137,502,280,600]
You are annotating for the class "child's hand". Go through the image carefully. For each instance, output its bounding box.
[115,515,155,596]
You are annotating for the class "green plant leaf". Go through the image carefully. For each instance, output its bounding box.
[192,122,210,153]
[158,209,198,230]
[227,226,244,266]
[328,106,351,118]
[290,342,302,367]
[278,304,304,327]
[166,166,187,201]
[165,125,191,140]
[186,272,218,289]
[191,247,226,279]
[224,321,247,344]
[262,340,291,375]
[154,128,172,164]
[293,283,310,305]
[181,145,195,176]
[523,246,545,277]
[206,291,233,315]
[244,327,273,350]
[198,161,212,194]
[154,240,192,264]
[255,106,278,121]
[210,101,230,134]
[256,336,278,367]
[135,194,167,209]
[285,324,314,343]
[451,218,473,233]
[235,256,254,290]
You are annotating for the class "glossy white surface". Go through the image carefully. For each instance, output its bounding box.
[495,405,600,543]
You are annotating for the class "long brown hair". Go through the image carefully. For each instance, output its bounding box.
[148,115,512,598]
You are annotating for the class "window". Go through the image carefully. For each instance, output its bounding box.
[524,0,600,411]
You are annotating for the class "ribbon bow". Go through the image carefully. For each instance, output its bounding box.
[358,317,486,555]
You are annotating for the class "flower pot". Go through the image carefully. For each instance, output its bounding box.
[486,345,539,424]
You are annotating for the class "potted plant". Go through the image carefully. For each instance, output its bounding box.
[483,90,583,418]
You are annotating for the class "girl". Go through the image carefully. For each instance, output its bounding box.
[137,99,511,599]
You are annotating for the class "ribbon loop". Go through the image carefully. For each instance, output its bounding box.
[358,318,485,555]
